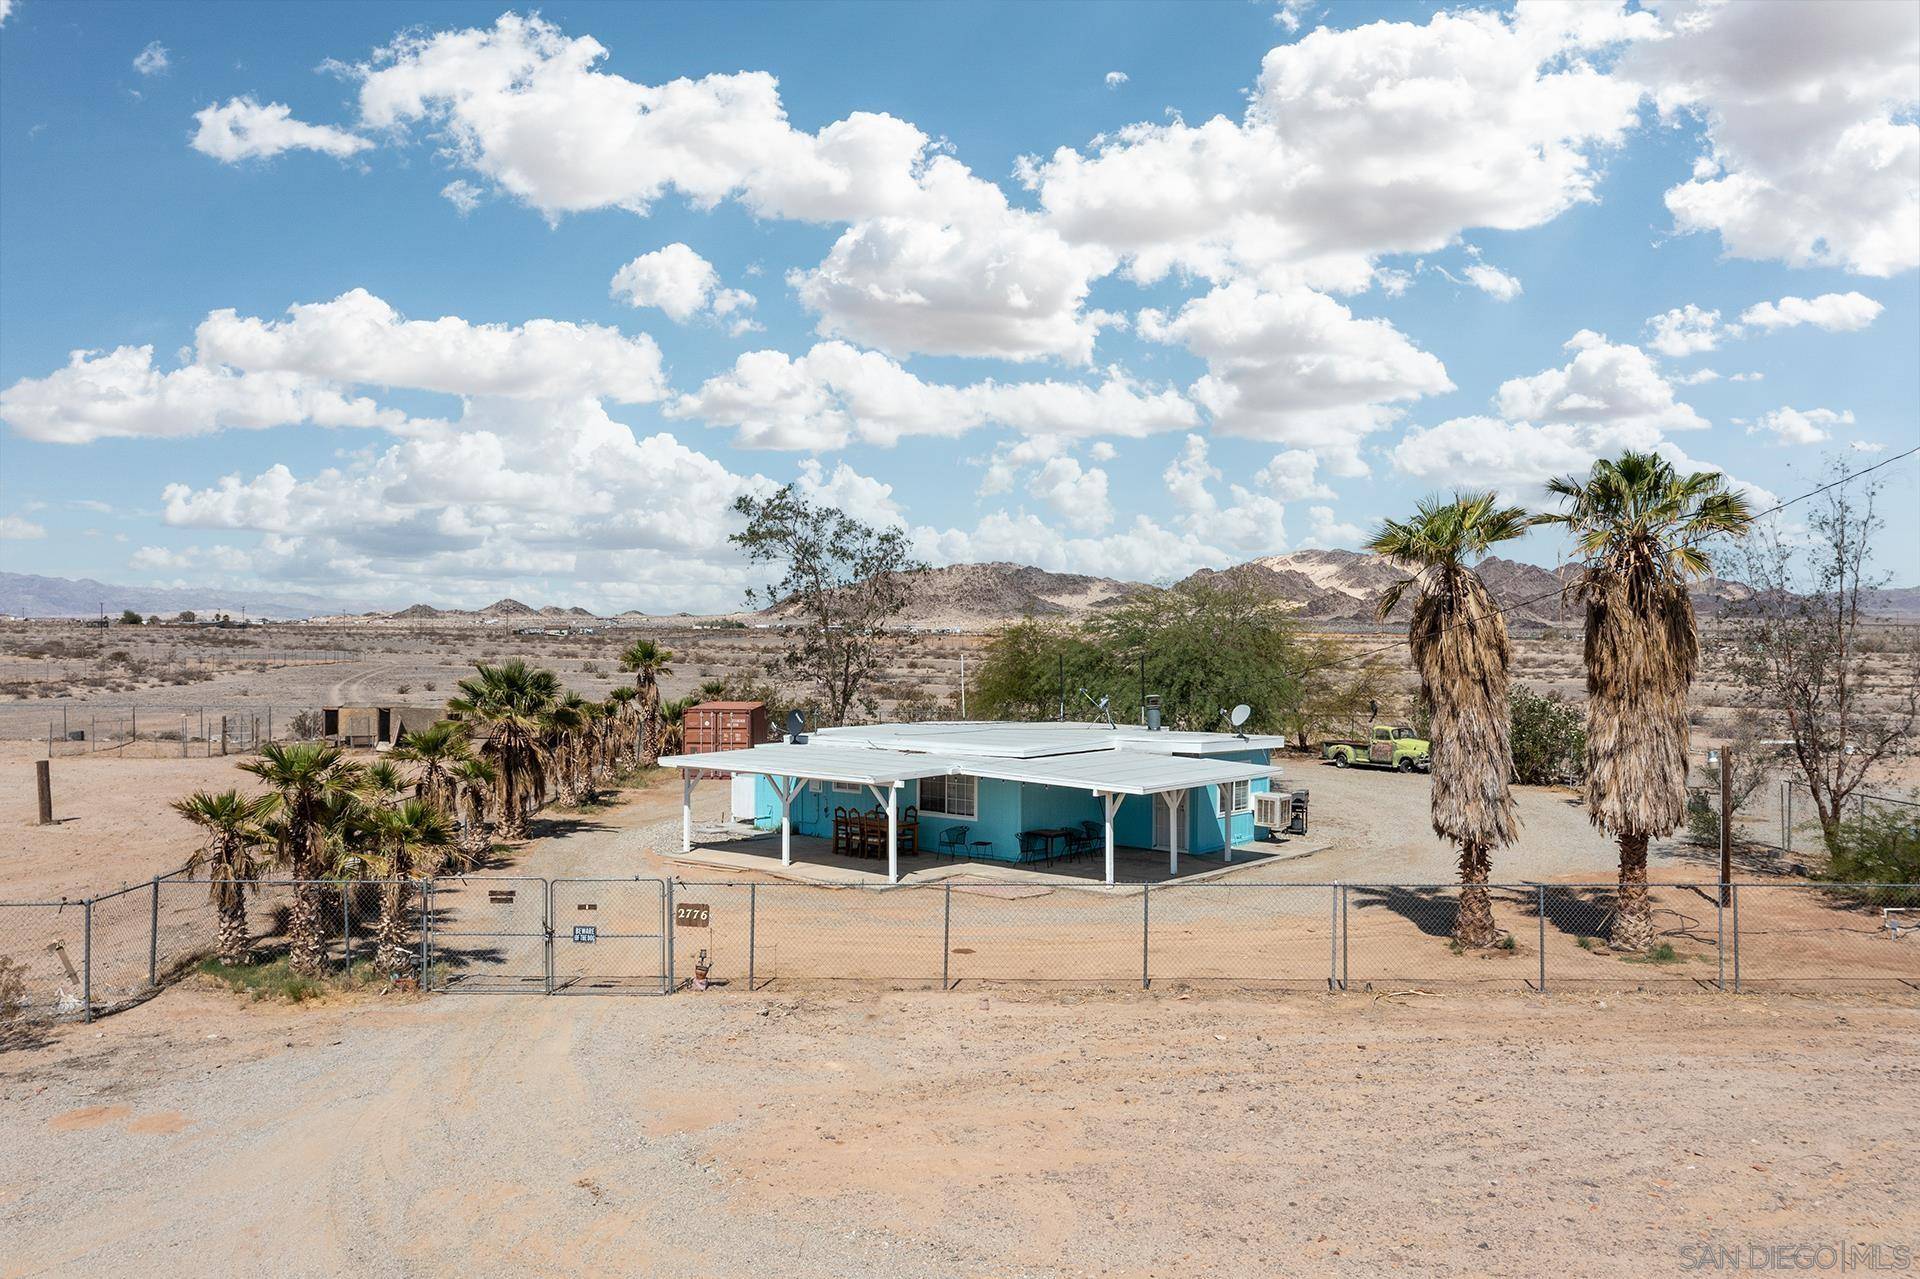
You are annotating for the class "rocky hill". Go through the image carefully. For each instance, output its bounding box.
[1180,550,1760,628]
[754,562,1148,629]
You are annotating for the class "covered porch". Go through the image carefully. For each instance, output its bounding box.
[666,827,1317,886]
[662,741,1289,885]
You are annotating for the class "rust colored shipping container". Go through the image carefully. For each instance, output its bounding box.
[682,701,770,766]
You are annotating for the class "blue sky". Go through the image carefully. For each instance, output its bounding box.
[1,0,1915,612]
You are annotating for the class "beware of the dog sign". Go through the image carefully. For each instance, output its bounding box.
[572,925,597,944]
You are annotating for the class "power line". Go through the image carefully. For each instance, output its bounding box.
[1293,443,1920,683]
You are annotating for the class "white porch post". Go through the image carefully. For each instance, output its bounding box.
[681,772,694,853]
[1164,789,1183,877]
[1103,791,1122,886]
[866,783,900,884]
[777,776,797,866]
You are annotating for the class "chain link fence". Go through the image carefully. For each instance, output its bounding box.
[6,877,1916,1033]
[35,706,324,758]
[1778,780,1920,858]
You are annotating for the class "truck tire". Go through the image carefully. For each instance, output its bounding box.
[1332,750,1350,768]
[1397,756,1416,773]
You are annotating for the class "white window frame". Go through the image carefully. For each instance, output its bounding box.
[917,773,978,820]
[1218,780,1251,818]
[831,781,863,794]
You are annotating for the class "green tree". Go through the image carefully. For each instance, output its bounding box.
[1508,687,1587,786]
[730,485,926,725]
[1369,493,1532,948]
[1539,450,1754,949]
[119,609,143,625]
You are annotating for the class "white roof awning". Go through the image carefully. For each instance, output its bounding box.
[660,741,1282,796]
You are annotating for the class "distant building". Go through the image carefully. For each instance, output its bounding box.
[322,704,443,748]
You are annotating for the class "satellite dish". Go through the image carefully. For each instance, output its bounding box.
[785,710,806,742]
[1228,704,1251,729]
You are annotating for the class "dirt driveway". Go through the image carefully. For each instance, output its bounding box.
[3,982,1916,1279]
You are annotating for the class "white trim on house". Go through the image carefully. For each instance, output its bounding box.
[916,772,978,820]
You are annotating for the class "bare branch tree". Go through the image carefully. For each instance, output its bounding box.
[1725,465,1920,856]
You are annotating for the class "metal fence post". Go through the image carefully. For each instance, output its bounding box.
[942,882,952,990]
[1329,883,1340,991]
[747,883,757,993]
[1537,884,1547,994]
[82,899,94,1022]
[148,877,160,986]
[1340,885,1349,990]
[1716,886,1725,991]
[666,879,676,993]
[1731,883,1741,993]
[1141,883,1150,990]
[419,880,432,984]
[342,890,352,970]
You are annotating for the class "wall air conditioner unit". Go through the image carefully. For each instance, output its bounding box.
[1252,791,1289,832]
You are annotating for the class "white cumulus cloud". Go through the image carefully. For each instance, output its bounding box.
[1748,406,1853,446]
[1737,291,1885,333]
[610,243,758,331]
[190,97,372,162]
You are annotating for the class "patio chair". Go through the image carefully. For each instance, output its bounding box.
[858,818,890,860]
[901,805,919,854]
[1077,821,1104,862]
[1064,826,1098,862]
[936,825,970,860]
[1019,830,1053,861]
[832,806,851,856]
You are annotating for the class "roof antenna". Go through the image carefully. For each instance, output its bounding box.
[1079,688,1116,729]
[1219,704,1251,741]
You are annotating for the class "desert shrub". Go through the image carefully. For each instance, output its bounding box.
[1822,808,1920,906]
[396,683,412,695]
[1684,789,1719,845]
[288,709,323,740]
[1509,686,1586,785]
[0,955,26,1026]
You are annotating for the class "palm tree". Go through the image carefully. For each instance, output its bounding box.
[618,639,674,767]
[389,720,472,814]
[446,659,561,839]
[606,685,639,769]
[1370,494,1532,948]
[170,789,277,964]
[240,742,362,975]
[657,696,694,756]
[1539,451,1754,949]
[370,801,453,979]
[449,756,498,860]
[549,691,591,804]
[360,760,408,808]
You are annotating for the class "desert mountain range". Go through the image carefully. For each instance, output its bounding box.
[9,554,1918,629]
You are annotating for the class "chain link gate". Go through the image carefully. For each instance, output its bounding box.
[424,876,551,993]
[549,879,670,995]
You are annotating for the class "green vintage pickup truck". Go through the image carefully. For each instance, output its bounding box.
[1322,724,1432,772]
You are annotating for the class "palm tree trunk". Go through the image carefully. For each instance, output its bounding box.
[216,900,252,965]
[288,882,327,975]
[1452,840,1499,948]
[1611,832,1655,951]
[374,880,413,979]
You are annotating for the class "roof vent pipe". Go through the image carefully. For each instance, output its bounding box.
[1145,694,1162,732]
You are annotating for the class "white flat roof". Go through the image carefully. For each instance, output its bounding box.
[814,720,1286,758]
[660,738,1283,796]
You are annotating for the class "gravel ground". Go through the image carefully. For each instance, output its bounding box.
[2,984,1916,1278]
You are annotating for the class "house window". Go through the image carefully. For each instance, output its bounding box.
[831,781,863,794]
[1218,780,1250,817]
[918,773,977,819]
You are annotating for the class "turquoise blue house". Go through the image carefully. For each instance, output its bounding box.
[664,720,1287,885]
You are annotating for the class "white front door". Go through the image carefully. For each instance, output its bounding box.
[1152,796,1172,851]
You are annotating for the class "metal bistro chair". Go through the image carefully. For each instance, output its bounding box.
[1076,821,1104,863]
[936,825,971,861]
[1064,824,1099,863]
[1019,830,1054,863]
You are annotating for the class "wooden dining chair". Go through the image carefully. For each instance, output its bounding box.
[832,806,851,856]
[901,804,919,854]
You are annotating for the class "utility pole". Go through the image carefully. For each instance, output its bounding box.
[1058,652,1066,722]
[1718,745,1734,907]
[959,646,967,718]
